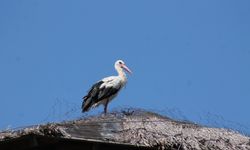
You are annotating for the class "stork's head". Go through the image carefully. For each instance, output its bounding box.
[115,60,132,74]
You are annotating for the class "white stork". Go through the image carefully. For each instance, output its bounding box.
[82,60,132,114]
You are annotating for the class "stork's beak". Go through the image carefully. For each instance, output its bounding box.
[122,64,132,74]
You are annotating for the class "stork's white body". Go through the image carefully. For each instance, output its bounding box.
[82,60,131,114]
[91,76,126,108]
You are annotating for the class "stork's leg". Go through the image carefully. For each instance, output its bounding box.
[104,101,108,114]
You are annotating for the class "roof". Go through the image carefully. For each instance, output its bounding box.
[0,109,250,150]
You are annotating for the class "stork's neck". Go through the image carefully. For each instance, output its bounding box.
[116,67,127,82]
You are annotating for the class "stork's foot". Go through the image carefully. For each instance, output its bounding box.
[102,110,107,115]
[101,112,107,117]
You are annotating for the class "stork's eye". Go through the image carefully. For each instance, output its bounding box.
[119,61,122,64]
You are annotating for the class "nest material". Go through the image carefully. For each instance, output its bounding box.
[0,109,249,150]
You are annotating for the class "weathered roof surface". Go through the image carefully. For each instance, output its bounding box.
[0,109,250,150]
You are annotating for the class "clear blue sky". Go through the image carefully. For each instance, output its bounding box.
[1,1,250,134]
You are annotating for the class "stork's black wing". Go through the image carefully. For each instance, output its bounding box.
[82,79,121,112]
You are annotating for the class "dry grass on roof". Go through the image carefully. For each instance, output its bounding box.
[0,108,250,150]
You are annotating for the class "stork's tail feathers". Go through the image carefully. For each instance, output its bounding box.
[82,96,92,113]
